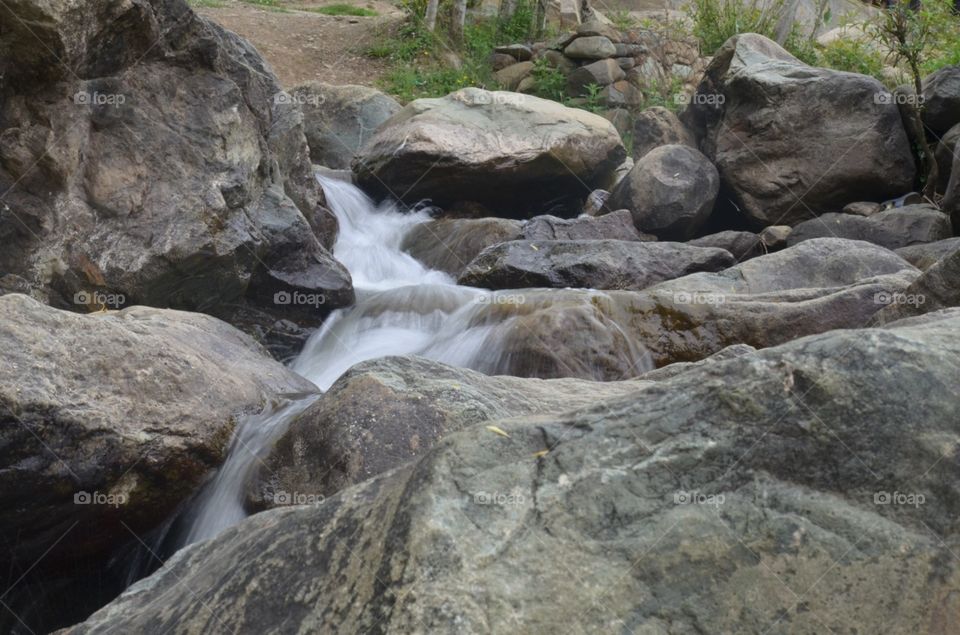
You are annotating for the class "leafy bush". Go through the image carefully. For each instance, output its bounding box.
[818,38,885,80]
[529,57,567,101]
[688,0,819,62]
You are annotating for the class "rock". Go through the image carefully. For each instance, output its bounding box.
[353,88,626,217]
[401,217,523,276]
[576,17,622,42]
[615,57,635,71]
[0,294,315,630]
[563,35,617,60]
[458,240,735,291]
[582,189,611,216]
[934,123,960,193]
[842,201,883,217]
[516,76,537,93]
[599,80,643,107]
[494,44,532,61]
[566,59,625,96]
[494,60,535,90]
[631,106,696,159]
[542,49,577,74]
[600,107,631,136]
[520,209,653,241]
[787,205,953,250]
[872,247,960,324]
[489,52,518,71]
[66,311,960,635]
[247,355,648,510]
[0,0,354,358]
[759,225,792,250]
[945,148,960,232]
[896,237,960,270]
[689,230,763,261]
[684,34,915,227]
[293,82,401,170]
[921,65,960,136]
[609,144,720,240]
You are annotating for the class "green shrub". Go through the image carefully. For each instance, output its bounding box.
[818,38,885,80]
[530,57,567,102]
[688,0,820,62]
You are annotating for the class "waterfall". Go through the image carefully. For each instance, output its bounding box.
[169,174,653,553]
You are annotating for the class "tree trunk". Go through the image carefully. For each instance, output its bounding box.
[499,0,517,22]
[425,0,439,31]
[451,0,467,42]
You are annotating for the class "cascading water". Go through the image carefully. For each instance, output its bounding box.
[168,173,653,554]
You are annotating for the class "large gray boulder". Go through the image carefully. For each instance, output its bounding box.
[65,310,960,634]
[684,34,915,227]
[922,65,960,136]
[631,106,696,159]
[352,88,626,217]
[946,142,960,233]
[689,230,764,261]
[896,237,960,270]
[0,294,315,628]
[247,356,648,511]
[519,209,653,241]
[457,238,919,378]
[934,123,960,193]
[787,205,953,250]
[0,0,353,358]
[872,247,960,324]
[401,217,523,276]
[608,144,720,240]
[458,240,735,291]
[292,82,401,170]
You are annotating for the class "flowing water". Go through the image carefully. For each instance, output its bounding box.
[174,175,505,548]
[171,174,653,553]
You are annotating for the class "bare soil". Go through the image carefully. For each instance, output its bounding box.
[195,0,406,88]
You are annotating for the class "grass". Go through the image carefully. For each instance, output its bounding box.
[308,4,379,16]
[188,0,226,7]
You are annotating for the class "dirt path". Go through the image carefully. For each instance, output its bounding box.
[195,0,405,88]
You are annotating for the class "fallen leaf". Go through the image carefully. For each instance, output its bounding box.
[486,425,510,438]
[532,449,549,458]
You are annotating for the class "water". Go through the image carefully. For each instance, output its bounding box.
[171,174,653,551]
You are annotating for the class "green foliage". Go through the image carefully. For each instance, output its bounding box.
[529,57,567,102]
[818,38,885,80]
[608,10,637,31]
[309,4,378,16]
[687,0,820,62]
[370,1,547,102]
